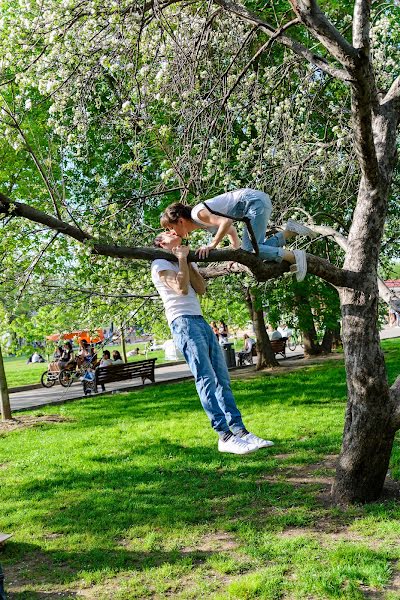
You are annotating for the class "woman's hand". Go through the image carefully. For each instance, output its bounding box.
[195,243,216,259]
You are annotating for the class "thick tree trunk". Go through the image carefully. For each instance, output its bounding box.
[294,287,321,357]
[333,283,395,503]
[320,329,334,353]
[0,345,11,421]
[332,98,400,503]
[246,288,279,369]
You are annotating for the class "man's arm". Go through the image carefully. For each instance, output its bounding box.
[158,245,190,295]
[188,263,206,295]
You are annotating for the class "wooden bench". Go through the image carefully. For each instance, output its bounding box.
[270,337,287,359]
[87,359,157,393]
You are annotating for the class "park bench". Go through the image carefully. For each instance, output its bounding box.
[86,358,157,394]
[270,337,287,359]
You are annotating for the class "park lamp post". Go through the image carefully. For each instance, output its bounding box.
[0,345,11,421]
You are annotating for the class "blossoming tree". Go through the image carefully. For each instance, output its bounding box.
[0,0,400,502]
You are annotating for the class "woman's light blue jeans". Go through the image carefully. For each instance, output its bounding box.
[230,189,285,262]
[170,315,245,434]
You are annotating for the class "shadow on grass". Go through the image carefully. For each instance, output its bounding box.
[4,540,217,589]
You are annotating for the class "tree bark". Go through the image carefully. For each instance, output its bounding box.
[333,282,395,503]
[320,329,334,354]
[0,345,11,421]
[294,287,321,357]
[246,288,279,369]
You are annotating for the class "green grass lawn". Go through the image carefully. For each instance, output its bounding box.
[0,339,399,599]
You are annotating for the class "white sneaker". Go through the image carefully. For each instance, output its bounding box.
[218,435,259,455]
[241,432,274,448]
[290,249,307,282]
[286,218,318,239]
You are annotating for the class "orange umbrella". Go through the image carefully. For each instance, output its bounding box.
[46,330,105,343]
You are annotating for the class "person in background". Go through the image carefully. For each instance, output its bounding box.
[218,320,229,345]
[267,325,282,341]
[53,346,63,361]
[31,351,45,363]
[210,321,220,340]
[237,333,256,365]
[58,341,75,369]
[277,323,292,339]
[100,350,113,367]
[112,350,124,364]
[77,339,90,366]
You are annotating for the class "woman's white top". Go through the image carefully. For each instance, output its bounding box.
[191,189,250,227]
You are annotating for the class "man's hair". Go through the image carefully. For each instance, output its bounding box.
[153,233,165,248]
[160,202,192,227]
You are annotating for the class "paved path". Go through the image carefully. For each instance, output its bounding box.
[9,351,305,413]
[8,326,399,413]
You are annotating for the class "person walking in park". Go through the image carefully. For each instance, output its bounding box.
[160,188,317,281]
[151,230,274,455]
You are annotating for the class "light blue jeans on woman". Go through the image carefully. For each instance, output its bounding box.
[229,189,285,262]
[170,315,245,435]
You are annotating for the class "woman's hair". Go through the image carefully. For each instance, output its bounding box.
[160,203,192,227]
[103,350,111,359]
[113,350,122,361]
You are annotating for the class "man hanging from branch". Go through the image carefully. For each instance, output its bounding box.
[160,188,317,280]
[152,230,274,455]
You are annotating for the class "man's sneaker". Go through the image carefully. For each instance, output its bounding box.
[241,432,274,448]
[286,218,318,239]
[218,435,259,455]
[290,249,307,282]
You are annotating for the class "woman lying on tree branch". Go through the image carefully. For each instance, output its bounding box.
[160,188,317,282]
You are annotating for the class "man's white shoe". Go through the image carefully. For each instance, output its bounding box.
[286,218,318,239]
[218,435,258,455]
[290,249,307,282]
[241,433,274,448]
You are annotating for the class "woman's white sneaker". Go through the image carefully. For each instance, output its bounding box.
[290,249,307,282]
[218,435,258,455]
[241,432,274,448]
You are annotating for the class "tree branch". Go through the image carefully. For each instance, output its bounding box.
[311,224,400,312]
[352,0,371,52]
[289,0,358,68]
[212,0,351,81]
[382,76,400,118]
[0,191,359,289]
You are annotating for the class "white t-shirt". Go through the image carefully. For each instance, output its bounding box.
[191,189,251,227]
[100,358,114,367]
[151,259,202,326]
[278,326,292,338]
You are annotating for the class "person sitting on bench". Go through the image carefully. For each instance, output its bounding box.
[237,334,256,365]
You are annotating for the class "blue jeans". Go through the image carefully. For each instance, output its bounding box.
[230,189,285,262]
[170,315,245,434]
